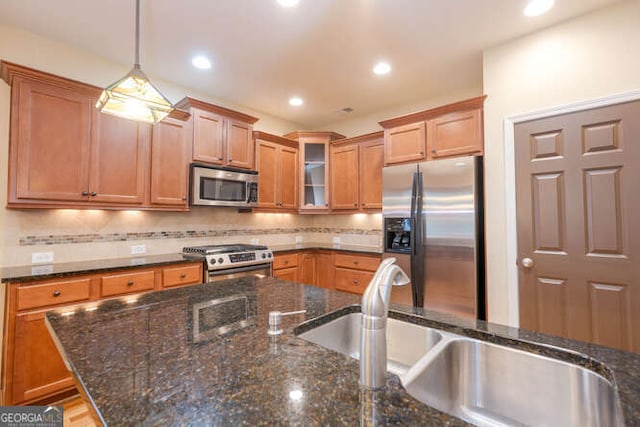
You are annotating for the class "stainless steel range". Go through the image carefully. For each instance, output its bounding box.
[183,244,273,283]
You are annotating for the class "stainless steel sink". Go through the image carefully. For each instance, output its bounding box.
[297,313,443,375]
[402,338,625,427]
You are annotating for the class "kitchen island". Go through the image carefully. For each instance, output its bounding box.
[46,277,640,426]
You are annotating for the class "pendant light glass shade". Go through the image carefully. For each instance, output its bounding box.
[96,0,173,124]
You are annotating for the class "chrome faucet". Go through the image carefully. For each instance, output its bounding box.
[360,258,410,389]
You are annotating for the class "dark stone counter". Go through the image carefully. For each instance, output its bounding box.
[46,278,640,426]
[0,254,201,283]
[270,242,382,255]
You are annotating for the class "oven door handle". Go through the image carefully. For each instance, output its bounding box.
[208,263,273,279]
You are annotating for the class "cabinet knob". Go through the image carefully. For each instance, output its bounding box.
[182,197,187,201]
[431,149,436,154]
[325,204,328,207]
[53,290,61,297]
[353,261,359,265]
[217,157,223,161]
[521,258,535,269]
[353,279,359,285]
[127,280,134,286]
[362,203,366,207]
[81,191,89,196]
[90,192,97,197]
[284,260,289,264]
[354,203,357,207]
[229,159,233,162]
[180,273,187,279]
[420,151,425,155]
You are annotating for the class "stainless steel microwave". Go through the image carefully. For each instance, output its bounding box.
[190,164,258,208]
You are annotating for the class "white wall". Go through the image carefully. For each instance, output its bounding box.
[482,0,640,325]
[318,85,482,137]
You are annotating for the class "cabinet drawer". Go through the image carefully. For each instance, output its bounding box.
[162,263,203,288]
[17,278,91,311]
[100,270,155,297]
[334,253,380,272]
[273,253,299,270]
[334,268,374,295]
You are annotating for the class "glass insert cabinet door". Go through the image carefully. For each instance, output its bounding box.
[303,143,327,208]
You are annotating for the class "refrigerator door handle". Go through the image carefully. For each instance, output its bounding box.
[409,170,425,307]
[414,170,425,307]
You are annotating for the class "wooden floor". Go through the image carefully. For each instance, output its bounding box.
[58,396,97,427]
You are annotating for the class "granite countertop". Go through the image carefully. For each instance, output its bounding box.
[270,242,382,255]
[0,253,201,283]
[46,278,640,426]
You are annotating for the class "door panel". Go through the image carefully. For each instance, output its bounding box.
[15,78,92,201]
[192,109,224,165]
[91,113,149,204]
[515,100,640,352]
[227,120,253,169]
[150,118,191,206]
[256,141,277,208]
[330,144,359,210]
[279,146,298,209]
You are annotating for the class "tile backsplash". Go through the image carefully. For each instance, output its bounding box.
[1,208,382,267]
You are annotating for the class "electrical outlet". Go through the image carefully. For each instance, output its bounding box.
[131,244,146,255]
[295,236,303,243]
[250,238,259,245]
[332,236,341,245]
[32,252,54,264]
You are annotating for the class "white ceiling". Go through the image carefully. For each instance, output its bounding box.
[0,0,622,128]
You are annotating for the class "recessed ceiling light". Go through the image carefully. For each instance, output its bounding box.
[191,55,211,70]
[373,62,391,75]
[277,0,299,7]
[289,97,304,107]
[524,0,554,17]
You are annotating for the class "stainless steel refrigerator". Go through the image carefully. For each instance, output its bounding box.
[382,156,485,320]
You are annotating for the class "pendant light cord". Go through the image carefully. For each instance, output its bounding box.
[134,0,141,69]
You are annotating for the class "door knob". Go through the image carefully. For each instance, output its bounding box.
[521,258,534,269]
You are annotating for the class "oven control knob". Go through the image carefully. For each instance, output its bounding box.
[261,253,266,259]
[218,258,224,264]
[210,259,216,265]
[268,253,272,258]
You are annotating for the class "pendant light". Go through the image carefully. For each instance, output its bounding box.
[96,0,173,124]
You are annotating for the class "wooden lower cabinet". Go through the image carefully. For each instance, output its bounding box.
[273,252,300,282]
[315,251,335,290]
[2,261,202,405]
[11,311,77,405]
[335,268,374,295]
[333,253,381,295]
[277,250,378,294]
[274,267,299,282]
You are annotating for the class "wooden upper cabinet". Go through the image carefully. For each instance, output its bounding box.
[279,145,299,209]
[330,132,384,212]
[427,108,483,159]
[359,138,384,209]
[379,95,486,165]
[284,131,345,213]
[150,117,192,208]
[330,143,359,210]
[91,113,150,204]
[256,141,278,208]
[192,109,225,165]
[1,61,192,211]
[227,119,254,169]
[254,132,298,211]
[176,97,258,170]
[10,76,95,202]
[383,122,426,165]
